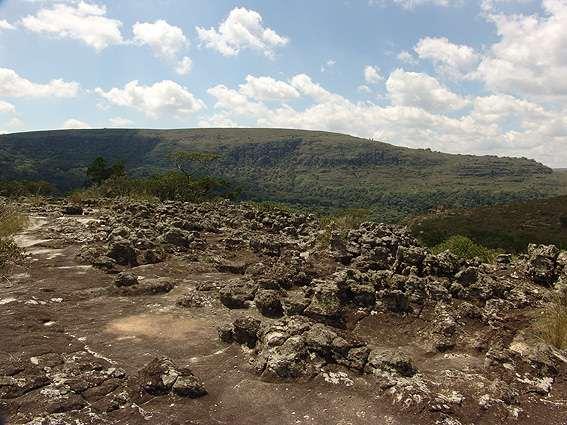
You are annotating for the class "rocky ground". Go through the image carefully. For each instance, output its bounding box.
[1,199,567,425]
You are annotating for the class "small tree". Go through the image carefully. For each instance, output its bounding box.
[86,157,126,185]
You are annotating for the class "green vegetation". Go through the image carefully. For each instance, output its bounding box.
[0,180,55,197]
[1,128,566,221]
[71,154,233,203]
[431,235,500,263]
[411,195,567,253]
[0,203,27,274]
[534,291,567,350]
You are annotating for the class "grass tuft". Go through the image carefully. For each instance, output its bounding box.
[534,291,567,350]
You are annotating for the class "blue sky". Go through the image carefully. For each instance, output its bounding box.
[1,0,566,166]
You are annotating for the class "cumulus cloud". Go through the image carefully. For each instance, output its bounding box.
[364,65,384,84]
[20,1,123,51]
[386,69,469,112]
[415,37,480,79]
[207,84,268,116]
[397,50,418,65]
[0,67,79,98]
[175,56,193,75]
[95,80,205,118]
[476,0,567,98]
[0,20,15,31]
[196,7,288,58]
[239,75,300,101]
[0,100,16,114]
[133,19,188,59]
[62,118,91,129]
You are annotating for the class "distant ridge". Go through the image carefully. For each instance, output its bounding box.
[1,128,566,221]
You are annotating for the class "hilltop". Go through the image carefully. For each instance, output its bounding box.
[1,128,566,221]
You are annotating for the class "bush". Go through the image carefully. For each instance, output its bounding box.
[432,235,500,263]
[0,180,55,198]
[534,292,567,349]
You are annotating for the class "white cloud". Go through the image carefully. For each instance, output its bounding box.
[321,59,336,73]
[397,50,418,65]
[132,20,188,59]
[369,0,463,10]
[21,1,123,51]
[196,7,288,58]
[198,113,240,128]
[0,101,16,114]
[95,80,205,118]
[0,20,15,31]
[386,69,469,112]
[476,0,567,98]
[108,117,133,127]
[207,84,268,116]
[290,74,338,102]
[364,65,384,84]
[239,75,300,101]
[358,85,372,93]
[415,37,480,79]
[0,67,79,98]
[62,118,91,129]
[175,56,192,75]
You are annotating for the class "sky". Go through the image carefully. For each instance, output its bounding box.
[0,0,566,167]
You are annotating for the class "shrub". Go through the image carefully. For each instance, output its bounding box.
[432,235,500,263]
[534,292,567,350]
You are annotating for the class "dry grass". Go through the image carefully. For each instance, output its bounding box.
[0,203,28,238]
[534,290,567,350]
[0,203,28,273]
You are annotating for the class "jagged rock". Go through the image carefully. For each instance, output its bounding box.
[455,267,478,286]
[160,227,195,248]
[282,293,311,316]
[176,292,210,308]
[217,324,234,343]
[215,258,248,274]
[393,246,426,275]
[139,357,180,395]
[232,316,261,348]
[115,278,175,296]
[139,357,206,398]
[107,239,137,266]
[254,289,284,317]
[365,349,417,377]
[527,244,560,285]
[62,205,84,215]
[113,271,138,287]
[171,372,207,398]
[382,289,411,313]
[303,281,343,325]
[219,280,258,308]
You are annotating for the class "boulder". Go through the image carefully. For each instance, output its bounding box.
[233,316,262,348]
[113,272,138,287]
[219,280,258,309]
[254,289,284,317]
[107,239,137,266]
[365,349,417,377]
[62,205,84,216]
[527,244,560,285]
